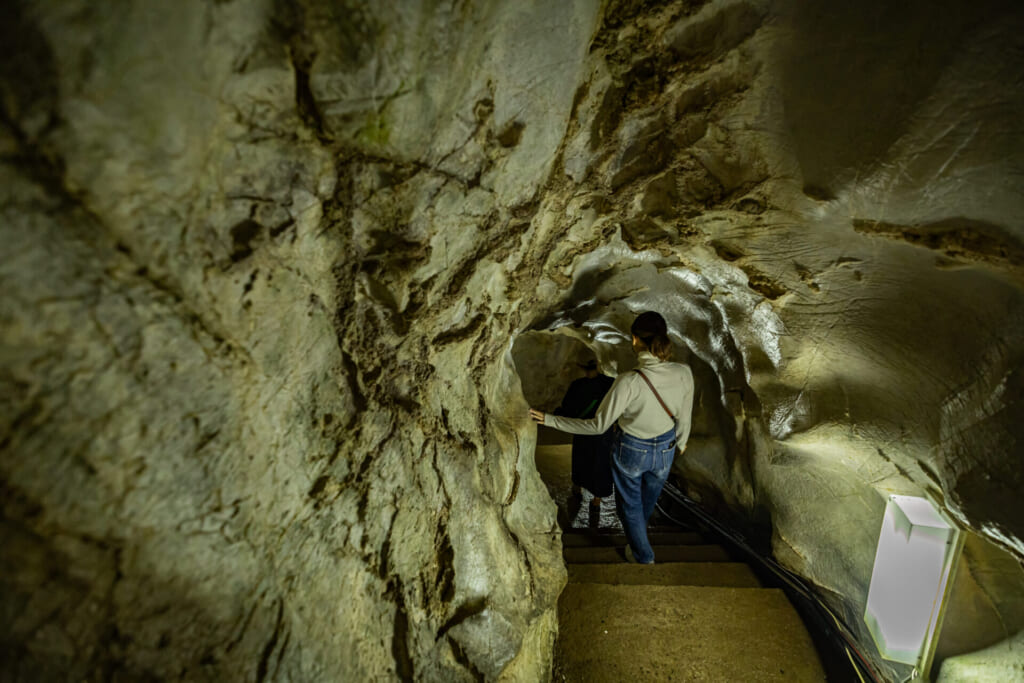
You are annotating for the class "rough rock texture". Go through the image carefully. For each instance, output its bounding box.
[1,0,599,680]
[2,0,1024,681]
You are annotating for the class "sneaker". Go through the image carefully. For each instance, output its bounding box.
[625,545,654,564]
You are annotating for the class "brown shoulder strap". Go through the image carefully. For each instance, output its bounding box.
[635,369,675,420]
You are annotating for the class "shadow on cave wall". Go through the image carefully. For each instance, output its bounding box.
[0,0,65,197]
[0,512,285,683]
[777,0,1019,197]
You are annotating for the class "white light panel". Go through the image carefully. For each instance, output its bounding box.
[864,495,960,672]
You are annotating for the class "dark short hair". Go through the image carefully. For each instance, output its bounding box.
[631,311,672,360]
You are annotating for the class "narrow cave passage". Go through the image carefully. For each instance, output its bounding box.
[511,321,833,680]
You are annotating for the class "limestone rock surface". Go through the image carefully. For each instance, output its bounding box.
[2,0,1024,681]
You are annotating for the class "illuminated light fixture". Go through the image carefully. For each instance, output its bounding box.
[864,495,963,679]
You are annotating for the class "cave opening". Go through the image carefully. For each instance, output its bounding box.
[509,244,769,524]
[510,309,743,532]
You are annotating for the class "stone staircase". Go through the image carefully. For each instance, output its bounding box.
[553,525,827,681]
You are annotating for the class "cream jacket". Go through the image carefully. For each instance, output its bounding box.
[544,352,694,443]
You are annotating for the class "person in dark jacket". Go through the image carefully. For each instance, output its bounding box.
[554,359,615,508]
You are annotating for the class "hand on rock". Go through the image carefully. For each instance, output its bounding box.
[528,409,545,425]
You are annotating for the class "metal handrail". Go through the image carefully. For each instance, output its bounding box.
[657,481,885,683]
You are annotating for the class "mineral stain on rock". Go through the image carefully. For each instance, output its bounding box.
[230,219,263,262]
[853,217,1024,268]
[497,121,525,148]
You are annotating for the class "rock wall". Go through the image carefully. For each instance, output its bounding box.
[2,0,1024,681]
[1,0,601,680]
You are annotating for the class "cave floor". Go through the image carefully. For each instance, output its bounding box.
[534,441,827,682]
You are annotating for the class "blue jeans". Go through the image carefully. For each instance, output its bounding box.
[611,427,676,564]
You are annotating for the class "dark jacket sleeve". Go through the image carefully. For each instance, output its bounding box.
[553,378,584,417]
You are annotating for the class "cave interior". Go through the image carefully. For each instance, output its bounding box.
[2,0,1024,681]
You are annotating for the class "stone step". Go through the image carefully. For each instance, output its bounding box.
[568,562,761,587]
[563,544,731,564]
[561,531,704,547]
[555,584,825,681]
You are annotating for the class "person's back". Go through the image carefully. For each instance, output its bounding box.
[613,354,693,444]
[530,312,695,563]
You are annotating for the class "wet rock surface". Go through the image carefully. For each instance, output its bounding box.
[2,0,1024,680]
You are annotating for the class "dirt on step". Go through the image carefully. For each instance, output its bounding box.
[555,584,825,682]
